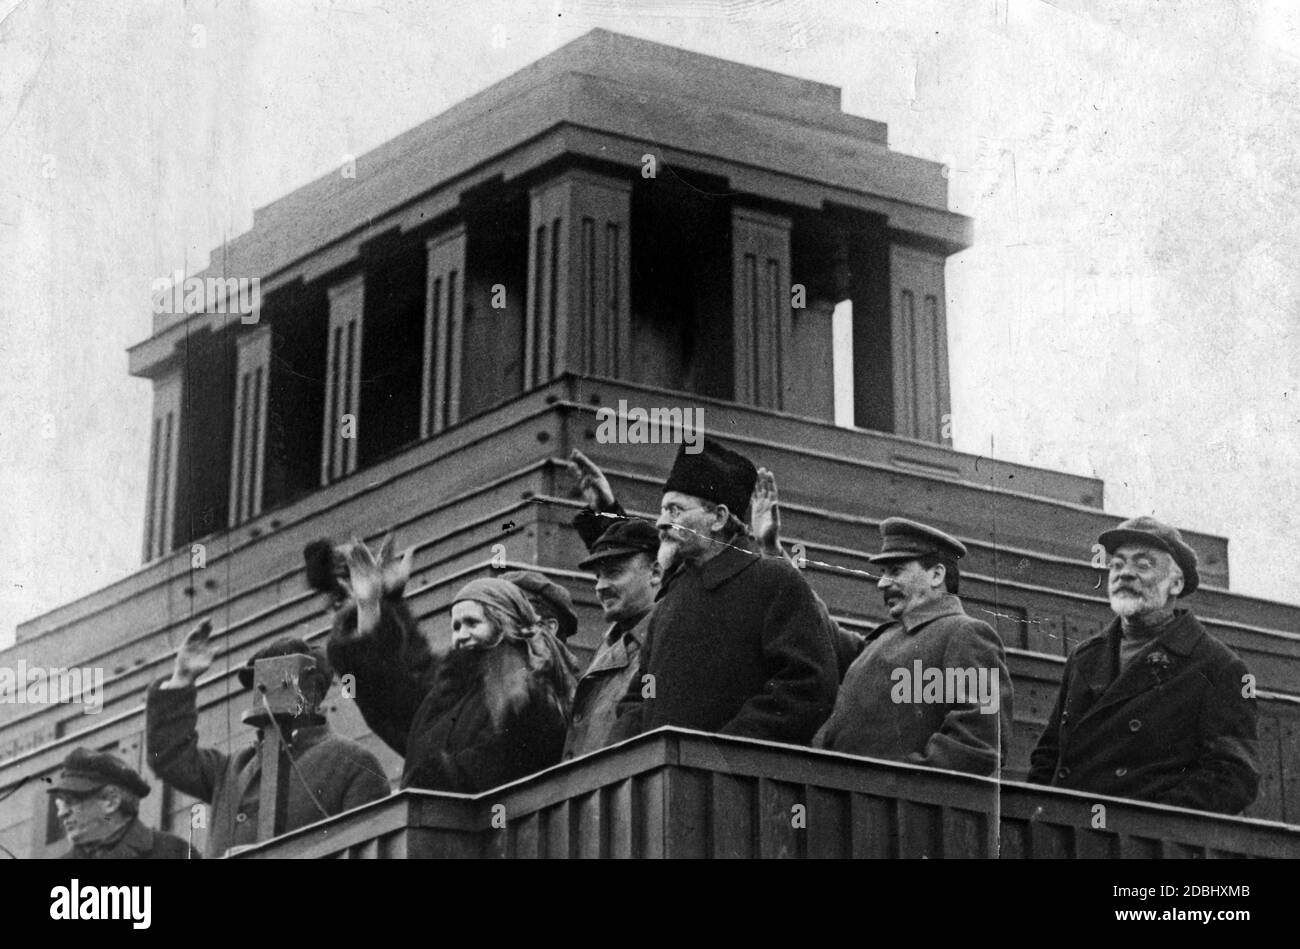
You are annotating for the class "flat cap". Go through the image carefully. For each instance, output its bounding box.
[500,570,579,641]
[1098,515,1200,597]
[869,517,968,563]
[47,747,150,798]
[579,518,661,570]
[238,638,332,691]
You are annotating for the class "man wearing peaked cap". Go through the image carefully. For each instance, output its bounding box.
[1030,516,1259,814]
[48,747,193,859]
[610,439,838,746]
[814,517,1014,777]
[146,622,391,857]
[563,516,663,758]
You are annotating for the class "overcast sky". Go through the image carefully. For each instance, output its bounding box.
[1,0,1297,648]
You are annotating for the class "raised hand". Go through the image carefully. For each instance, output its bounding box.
[343,538,386,637]
[751,467,783,558]
[568,449,615,510]
[165,618,216,689]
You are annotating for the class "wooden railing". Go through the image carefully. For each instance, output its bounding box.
[233,728,1300,859]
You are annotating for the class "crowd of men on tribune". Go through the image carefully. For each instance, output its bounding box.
[45,439,1261,857]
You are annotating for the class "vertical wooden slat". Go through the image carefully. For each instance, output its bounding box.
[805,785,850,858]
[663,767,709,858]
[850,793,895,858]
[544,800,571,858]
[896,799,942,858]
[607,780,634,859]
[511,811,541,859]
[731,207,791,411]
[636,770,666,859]
[574,789,603,858]
[758,777,802,859]
[710,772,755,858]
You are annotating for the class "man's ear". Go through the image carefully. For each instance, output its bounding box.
[711,503,731,532]
[100,786,123,816]
[930,562,947,591]
[1168,569,1185,598]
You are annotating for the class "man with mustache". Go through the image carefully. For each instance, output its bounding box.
[812,518,1013,776]
[611,440,838,745]
[1028,517,1260,814]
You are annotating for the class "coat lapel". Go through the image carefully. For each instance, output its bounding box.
[1076,612,1202,724]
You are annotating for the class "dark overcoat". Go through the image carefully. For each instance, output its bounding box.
[60,818,195,860]
[612,539,838,744]
[1027,610,1260,815]
[812,594,1013,776]
[146,682,391,857]
[328,605,569,792]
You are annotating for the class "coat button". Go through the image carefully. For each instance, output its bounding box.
[1115,767,1128,777]
[1128,719,1142,732]
[235,812,248,823]
[1057,767,1070,779]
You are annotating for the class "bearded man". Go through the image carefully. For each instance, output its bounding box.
[1028,516,1260,815]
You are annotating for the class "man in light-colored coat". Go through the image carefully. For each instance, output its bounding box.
[814,518,1013,776]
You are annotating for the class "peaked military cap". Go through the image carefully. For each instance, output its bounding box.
[48,747,151,798]
[869,517,968,563]
[579,517,660,570]
[1098,515,1200,597]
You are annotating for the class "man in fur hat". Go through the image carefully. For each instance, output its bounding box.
[1028,517,1259,814]
[146,622,390,857]
[611,440,838,745]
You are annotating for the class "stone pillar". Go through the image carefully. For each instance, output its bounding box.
[142,367,183,561]
[321,274,365,485]
[421,224,467,436]
[525,169,631,387]
[889,245,952,444]
[228,325,271,526]
[731,207,792,411]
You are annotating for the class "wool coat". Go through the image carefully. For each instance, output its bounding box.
[812,594,1013,776]
[612,539,839,744]
[328,604,569,792]
[60,817,195,860]
[145,682,391,857]
[1027,610,1260,815]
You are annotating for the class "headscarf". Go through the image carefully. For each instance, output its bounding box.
[451,578,579,727]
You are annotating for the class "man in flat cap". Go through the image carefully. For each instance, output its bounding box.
[813,518,1013,776]
[48,747,193,859]
[146,621,391,857]
[612,440,838,745]
[1029,516,1259,814]
[500,569,581,645]
[564,516,662,758]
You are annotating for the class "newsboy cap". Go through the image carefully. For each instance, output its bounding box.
[869,517,968,563]
[237,638,332,691]
[47,747,151,799]
[500,570,579,641]
[663,440,757,522]
[579,518,661,570]
[1098,515,1200,597]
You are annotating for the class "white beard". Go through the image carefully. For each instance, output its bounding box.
[1109,592,1145,618]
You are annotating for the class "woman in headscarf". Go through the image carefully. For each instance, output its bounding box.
[324,537,575,793]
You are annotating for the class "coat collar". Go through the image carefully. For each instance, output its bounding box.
[680,537,759,592]
[1078,609,1205,722]
[73,818,153,858]
[587,610,652,676]
[897,593,967,634]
